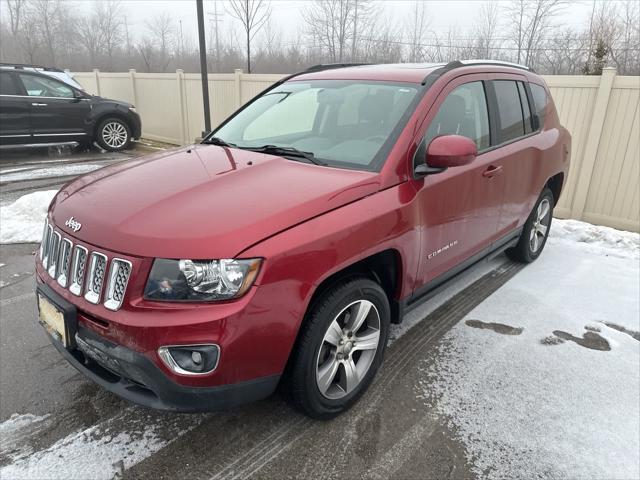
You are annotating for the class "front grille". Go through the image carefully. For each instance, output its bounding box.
[39,223,132,311]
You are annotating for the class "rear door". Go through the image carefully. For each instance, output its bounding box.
[485,76,540,235]
[16,72,91,141]
[0,71,30,145]
[411,75,507,288]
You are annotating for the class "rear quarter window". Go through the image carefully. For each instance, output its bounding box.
[530,83,548,130]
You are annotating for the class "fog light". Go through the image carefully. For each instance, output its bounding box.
[158,344,219,375]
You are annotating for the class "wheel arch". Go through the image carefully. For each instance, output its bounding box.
[92,112,132,139]
[546,172,564,206]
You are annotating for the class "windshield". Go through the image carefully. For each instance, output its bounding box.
[212,80,419,170]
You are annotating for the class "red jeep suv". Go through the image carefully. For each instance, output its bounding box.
[35,61,570,419]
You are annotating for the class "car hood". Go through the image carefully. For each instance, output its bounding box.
[51,145,379,258]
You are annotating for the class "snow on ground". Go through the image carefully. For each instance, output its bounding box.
[550,218,640,259]
[0,190,58,244]
[420,229,640,479]
[0,164,103,183]
[0,408,205,480]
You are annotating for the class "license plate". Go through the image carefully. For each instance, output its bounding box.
[38,294,67,347]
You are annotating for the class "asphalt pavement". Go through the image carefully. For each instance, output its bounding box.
[0,145,514,479]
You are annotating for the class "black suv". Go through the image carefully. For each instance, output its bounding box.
[0,65,141,152]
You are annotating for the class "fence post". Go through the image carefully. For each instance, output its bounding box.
[176,69,187,145]
[92,68,101,96]
[569,67,617,221]
[128,69,138,107]
[234,69,243,109]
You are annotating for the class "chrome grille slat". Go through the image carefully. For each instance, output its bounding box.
[39,219,49,260]
[84,252,107,304]
[47,232,61,278]
[104,259,132,311]
[57,239,73,288]
[69,245,88,296]
[42,225,53,269]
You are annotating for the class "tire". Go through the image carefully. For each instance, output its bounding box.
[95,117,131,152]
[287,278,390,419]
[506,187,554,263]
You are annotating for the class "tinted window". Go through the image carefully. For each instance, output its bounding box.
[518,82,533,134]
[18,74,74,98]
[425,81,490,150]
[494,80,525,143]
[0,73,19,95]
[530,83,548,130]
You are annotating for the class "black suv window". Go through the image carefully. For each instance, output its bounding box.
[425,81,490,150]
[0,73,19,95]
[493,80,525,143]
[530,83,548,130]
[18,73,74,98]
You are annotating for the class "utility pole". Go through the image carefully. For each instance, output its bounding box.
[209,1,223,72]
[196,0,211,135]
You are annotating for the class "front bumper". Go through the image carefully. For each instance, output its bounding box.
[38,282,279,412]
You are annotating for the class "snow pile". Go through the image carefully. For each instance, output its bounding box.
[550,218,639,259]
[0,164,104,183]
[0,190,58,244]
[421,242,640,479]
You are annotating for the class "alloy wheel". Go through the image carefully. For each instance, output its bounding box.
[530,198,551,253]
[101,121,128,149]
[315,299,381,400]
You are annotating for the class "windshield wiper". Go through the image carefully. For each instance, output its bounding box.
[245,145,325,165]
[203,136,236,148]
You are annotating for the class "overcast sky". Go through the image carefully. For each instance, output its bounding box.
[98,0,596,46]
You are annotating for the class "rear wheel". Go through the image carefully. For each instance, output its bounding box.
[507,187,554,263]
[287,278,390,419]
[96,117,131,151]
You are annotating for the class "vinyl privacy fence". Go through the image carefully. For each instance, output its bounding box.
[74,68,640,232]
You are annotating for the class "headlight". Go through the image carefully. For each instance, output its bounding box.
[129,106,137,113]
[144,258,261,302]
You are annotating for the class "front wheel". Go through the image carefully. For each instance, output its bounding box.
[507,187,554,263]
[287,278,390,419]
[96,117,131,152]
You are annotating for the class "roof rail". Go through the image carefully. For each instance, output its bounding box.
[304,63,372,73]
[0,63,65,72]
[459,59,533,72]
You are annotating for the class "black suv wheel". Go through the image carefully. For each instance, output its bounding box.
[96,117,131,152]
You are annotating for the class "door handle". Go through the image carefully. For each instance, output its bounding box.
[31,102,48,107]
[482,165,503,178]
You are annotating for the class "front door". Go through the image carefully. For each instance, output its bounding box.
[411,76,507,289]
[0,71,30,145]
[16,72,91,142]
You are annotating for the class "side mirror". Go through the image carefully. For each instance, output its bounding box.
[415,135,477,176]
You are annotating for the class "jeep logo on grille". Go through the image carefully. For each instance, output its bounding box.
[65,217,82,232]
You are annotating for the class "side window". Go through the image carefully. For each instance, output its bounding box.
[424,81,490,150]
[493,80,525,143]
[0,73,19,95]
[530,83,548,130]
[517,82,533,134]
[18,74,74,98]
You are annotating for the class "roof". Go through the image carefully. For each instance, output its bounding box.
[292,60,533,84]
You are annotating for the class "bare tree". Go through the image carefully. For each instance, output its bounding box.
[303,0,356,63]
[145,12,174,72]
[473,1,500,59]
[405,1,429,62]
[99,0,124,69]
[77,13,104,66]
[6,0,25,36]
[227,0,271,73]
